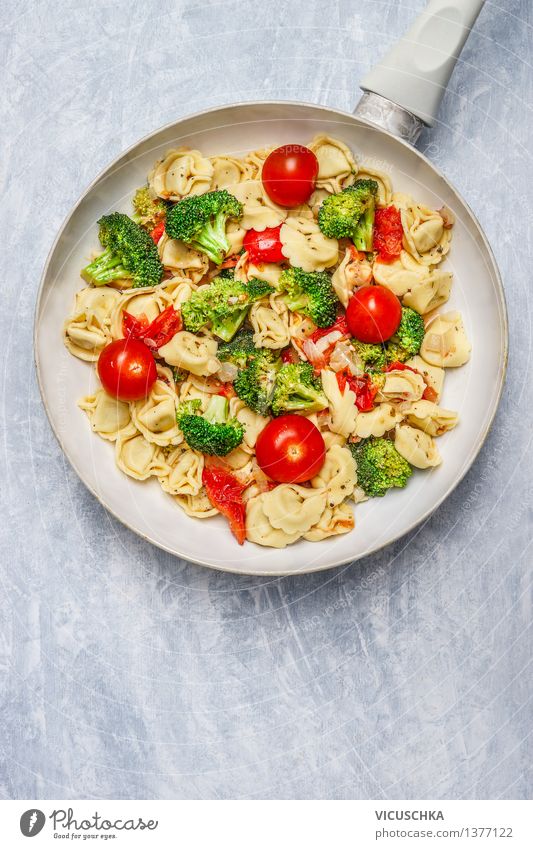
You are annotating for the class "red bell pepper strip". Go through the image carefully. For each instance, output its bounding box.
[202,465,247,545]
[336,371,378,412]
[373,206,403,262]
[150,221,165,244]
[122,305,182,352]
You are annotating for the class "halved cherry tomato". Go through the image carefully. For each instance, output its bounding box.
[346,285,402,343]
[255,415,326,484]
[243,225,285,264]
[122,305,182,352]
[202,465,246,545]
[98,338,157,401]
[262,145,318,208]
[336,371,378,412]
[373,206,403,262]
[150,221,165,244]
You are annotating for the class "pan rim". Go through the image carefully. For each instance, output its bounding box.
[34,99,508,576]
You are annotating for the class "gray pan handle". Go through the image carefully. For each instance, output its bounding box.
[354,0,485,144]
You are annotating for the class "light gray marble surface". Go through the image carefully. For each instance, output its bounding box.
[1,0,531,800]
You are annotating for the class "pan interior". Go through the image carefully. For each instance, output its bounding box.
[35,102,506,575]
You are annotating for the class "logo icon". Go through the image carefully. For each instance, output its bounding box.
[20,810,46,837]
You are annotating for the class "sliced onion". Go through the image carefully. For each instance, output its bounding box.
[302,338,327,369]
[329,340,363,375]
[424,333,442,353]
[438,206,455,229]
[314,329,343,354]
[216,361,239,383]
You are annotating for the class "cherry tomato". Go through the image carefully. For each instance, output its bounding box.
[255,415,326,484]
[373,206,403,262]
[243,225,285,263]
[262,144,318,208]
[97,339,157,401]
[346,285,402,343]
[202,465,246,545]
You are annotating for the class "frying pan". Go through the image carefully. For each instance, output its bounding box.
[35,0,507,575]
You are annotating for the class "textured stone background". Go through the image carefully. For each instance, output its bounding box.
[1,0,531,799]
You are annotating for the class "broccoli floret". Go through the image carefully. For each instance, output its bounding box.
[181,275,272,341]
[165,189,243,265]
[271,363,328,416]
[317,179,379,251]
[278,266,339,328]
[176,396,244,456]
[217,330,257,369]
[386,307,425,362]
[352,339,386,372]
[132,187,168,230]
[234,350,281,415]
[349,437,412,498]
[81,212,163,288]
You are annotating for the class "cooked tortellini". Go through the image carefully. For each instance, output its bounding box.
[310,444,356,507]
[421,312,471,367]
[245,494,301,548]
[405,400,458,437]
[78,390,132,441]
[160,446,204,495]
[395,424,442,468]
[354,403,404,438]
[209,155,251,189]
[157,234,209,284]
[321,369,358,438]
[355,163,392,205]
[230,398,269,451]
[249,301,290,349]
[406,356,445,400]
[260,484,327,535]
[149,147,213,200]
[115,429,169,480]
[280,216,338,272]
[68,133,468,549]
[308,134,357,193]
[394,194,451,266]
[372,251,429,297]
[159,331,219,376]
[332,247,372,306]
[303,502,355,541]
[380,368,426,403]
[64,287,121,361]
[228,180,287,231]
[402,270,453,314]
[175,488,219,519]
[130,379,182,446]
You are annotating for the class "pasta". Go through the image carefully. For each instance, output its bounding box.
[308,134,357,193]
[78,390,132,441]
[332,247,373,306]
[130,379,183,446]
[421,311,472,367]
[158,331,219,376]
[395,424,442,469]
[66,132,469,549]
[149,148,213,200]
[115,429,169,480]
[405,400,458,437]
[64,287,121,361]
[280,216,338,272]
